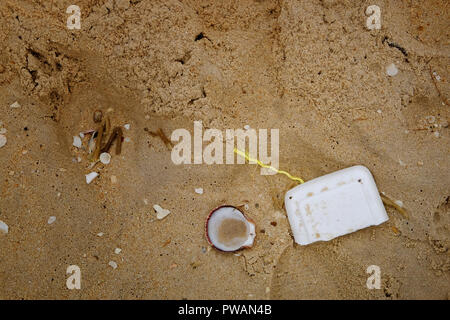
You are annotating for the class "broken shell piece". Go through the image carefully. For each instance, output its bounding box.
[48,216,56,224]
[85,172,99,184]
[0,220,8,234]
[0,135,6,148]
[205,205,256,252]
[153,204,170,220]
[108,261,118,269]
[195,188,204,194]
[10,101,21,109]
[124,124,130,130]
[100,152,111,164]
[73,136,82,148]
[0,128,6,134]
[386,63,398,76]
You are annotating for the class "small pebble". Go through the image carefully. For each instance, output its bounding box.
[73,136,82,148]
[114,248,122,254]
[108,261,118,269]
[85,172,99,184]
[153,204,171,220]
[48,216,56,224]
[195,188,203,194]
[0,220,8,234]
[93,110,103,123]
[386,63,398,76]
[100,152,111,164]
[10,101,21,109]
[0,135,7,148]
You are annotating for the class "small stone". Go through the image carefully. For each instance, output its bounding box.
[73,136,82,148]
[48,216,56,224]
[85,172,99,184]
[195,188,203,194]
[114,248,122,254]
[10,101,21,109]
[0,135,7,148]
[0,220,8,234]
[386,63,398,76]
[100,152,111,164]
[93,110,103,123]
[108,261,118,269]
[153,204,171,220]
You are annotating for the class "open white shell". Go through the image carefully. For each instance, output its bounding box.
[205,205,256,252]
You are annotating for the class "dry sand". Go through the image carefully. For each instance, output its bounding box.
[0,0,449,299]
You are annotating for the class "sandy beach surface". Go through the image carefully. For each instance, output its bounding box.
[0,0,449,299]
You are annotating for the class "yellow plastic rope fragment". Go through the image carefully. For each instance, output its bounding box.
[234,148,305,184]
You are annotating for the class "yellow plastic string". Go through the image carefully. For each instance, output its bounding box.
[234,148,305,184]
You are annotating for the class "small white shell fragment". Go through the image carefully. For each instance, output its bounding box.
[433,71,441,81]
[0,128,6,134]
[100,152,111,164]
[206,206,256,252]
[79,132,85,139]
[114,248,122,254]
[85,172,99,184]
[110,175,117,184]
[386,63,398,76]
[377,109,382,114]
[10,101,21,108]
[244,125,250,130]
[285,165,388,245]
[97,232,104,237]
[48,216,56,224]
[124,137,131,143]
[124,124,130,130]
[153,204,171,220]
[0,220,8,234]
[434,131,440,138]
[73,136,82,148]
[0,134,7,148]
[108,261,118,269]
[394,200,404,208]
[195,188,204,194]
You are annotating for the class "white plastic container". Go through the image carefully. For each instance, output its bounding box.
[285,165,388,245]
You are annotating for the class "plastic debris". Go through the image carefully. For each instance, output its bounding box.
[285,165,388,245]
[100,152,111,164]
[153,204,170,220]
[85,172,99,184]
[0,220,8,234]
